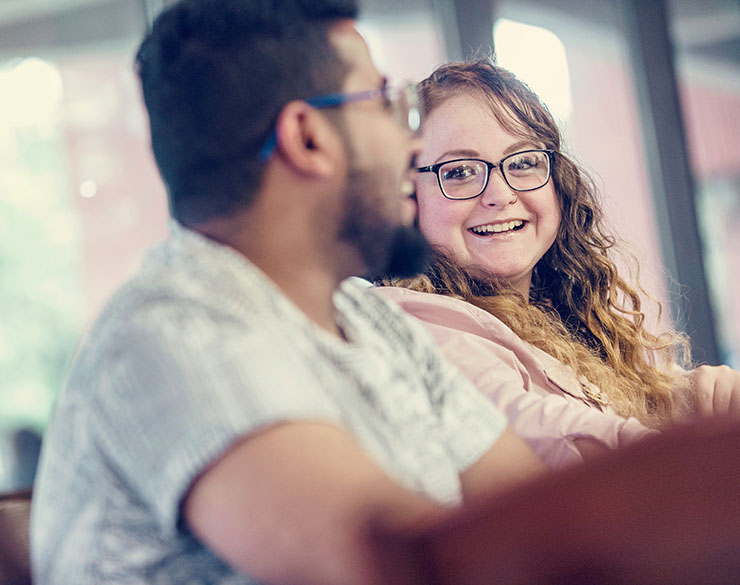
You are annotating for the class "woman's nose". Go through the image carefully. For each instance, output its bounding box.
[479,169,516,207]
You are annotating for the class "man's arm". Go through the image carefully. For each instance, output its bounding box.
[183,421,442,585]
[460,426,547,500]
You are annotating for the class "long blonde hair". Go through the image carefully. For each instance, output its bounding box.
[386,59,692,426]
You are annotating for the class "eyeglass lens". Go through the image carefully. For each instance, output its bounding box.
[387,85,422,134]
[438,151,550,199]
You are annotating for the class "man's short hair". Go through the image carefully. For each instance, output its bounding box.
[136,0,359,225]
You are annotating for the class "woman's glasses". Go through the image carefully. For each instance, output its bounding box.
[417,149,555,200]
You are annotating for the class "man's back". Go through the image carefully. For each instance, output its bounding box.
[32,225,509,584]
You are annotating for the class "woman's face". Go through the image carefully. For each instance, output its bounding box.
[416,93,561,296]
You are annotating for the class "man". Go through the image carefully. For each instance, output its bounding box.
[31,1,545,584]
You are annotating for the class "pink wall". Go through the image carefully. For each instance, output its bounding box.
[59,51,169,324]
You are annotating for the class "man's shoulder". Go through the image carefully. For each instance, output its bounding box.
[336,279,447,360]
[338,278,422,330]
[100,227,278,323]
[72,230,288,378]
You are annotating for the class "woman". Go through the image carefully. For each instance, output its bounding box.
[375,59,740,468]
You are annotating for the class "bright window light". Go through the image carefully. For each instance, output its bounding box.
[357,17,446,84]
[0,57,63,131]
[494,18,572,123]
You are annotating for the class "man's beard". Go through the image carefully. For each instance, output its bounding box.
[338,168,431,281]
[374,225,431,279]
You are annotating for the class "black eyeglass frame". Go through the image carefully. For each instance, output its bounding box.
[417,149,556,200]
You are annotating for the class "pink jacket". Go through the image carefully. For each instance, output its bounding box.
[374,287,656,470]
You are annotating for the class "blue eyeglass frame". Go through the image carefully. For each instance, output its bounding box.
[259,88,386,161]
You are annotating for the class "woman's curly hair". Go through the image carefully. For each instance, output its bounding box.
[383,59,692,427]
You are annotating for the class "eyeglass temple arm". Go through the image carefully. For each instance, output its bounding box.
[261,89,387,160]
[307,89,382,108]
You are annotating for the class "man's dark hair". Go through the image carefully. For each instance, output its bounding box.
[136,0,358,225]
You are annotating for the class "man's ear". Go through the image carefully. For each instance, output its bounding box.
[273,101,342,177]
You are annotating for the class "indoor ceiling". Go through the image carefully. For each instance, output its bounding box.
[0,0,738,67]
[0,0,107,24]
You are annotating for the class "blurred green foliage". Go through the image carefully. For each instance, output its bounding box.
[0,123,83,433]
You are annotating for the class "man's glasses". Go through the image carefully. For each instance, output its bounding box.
[259,82,422,161]
[417,149,555,200]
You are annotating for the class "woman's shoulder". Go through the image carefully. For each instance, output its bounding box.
[372,286,514,339]
[373,285,480,316]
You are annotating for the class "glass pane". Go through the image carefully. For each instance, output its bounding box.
[358,0,446,83]
[669,0,740,367]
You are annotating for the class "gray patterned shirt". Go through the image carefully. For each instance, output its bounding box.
[31,223,507,584]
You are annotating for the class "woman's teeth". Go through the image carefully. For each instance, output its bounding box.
[470,220,524,234]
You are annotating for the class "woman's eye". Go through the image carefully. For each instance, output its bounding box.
[442,165,477,181]
[506,154,542,174]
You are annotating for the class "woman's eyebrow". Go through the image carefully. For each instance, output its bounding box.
[432,149,480,164]
[502,140,544,155]
[430,141,545,165]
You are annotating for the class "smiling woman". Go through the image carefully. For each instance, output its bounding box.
[414,101,560,297]
[375,58,740,469]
